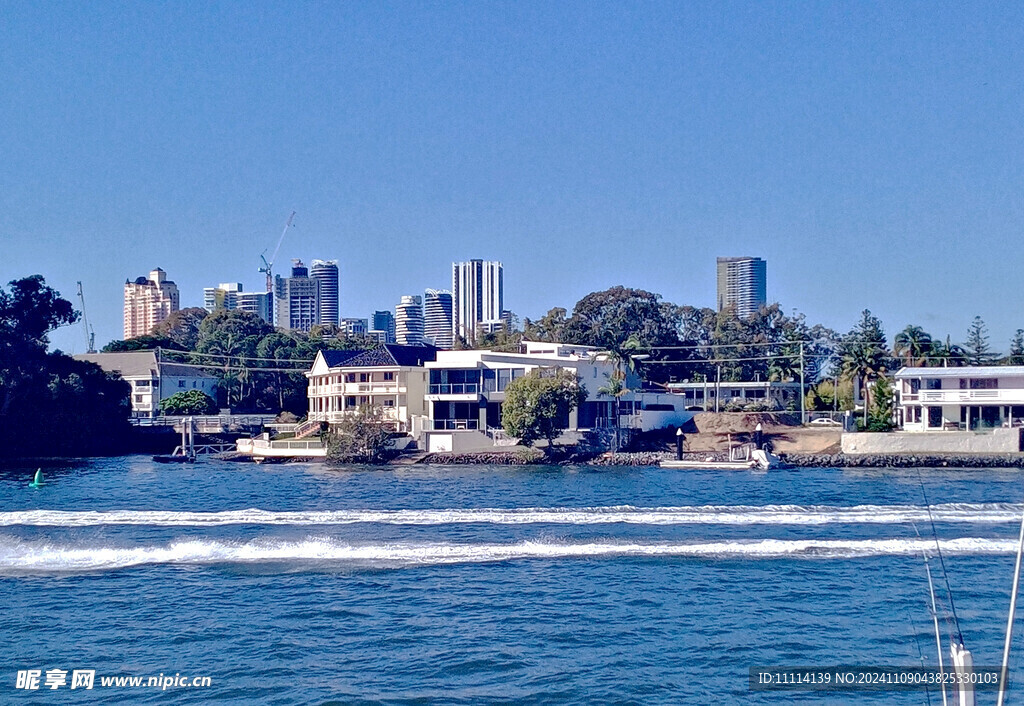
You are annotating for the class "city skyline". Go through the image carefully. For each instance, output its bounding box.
[4,3,1024,353]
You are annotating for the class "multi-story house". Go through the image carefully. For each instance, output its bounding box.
[894,366,1024,431]
[75,350,218,418]
[306,344,438,433]
[422,341,687,452]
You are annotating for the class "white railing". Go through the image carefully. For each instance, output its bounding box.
[912,389,1024,404]
[313,383,404,395]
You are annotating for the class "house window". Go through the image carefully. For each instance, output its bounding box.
[346,396,356,406]
[383,399,395,407]
[135,380,151,388]
[927,406,943,428]
[925,379,941,390]
[178,380,185,388]
[192,381,197,388]
[134,394,143,403]
[360,373,368,382]
[909,379,921,393]
[346,373,356,383]
[383,372,394,381]
[970,378,998,390]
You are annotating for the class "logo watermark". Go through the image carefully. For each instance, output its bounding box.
[15,669,211,691]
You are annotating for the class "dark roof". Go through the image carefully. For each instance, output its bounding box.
[320,349,367,367]
[321,344,437,369]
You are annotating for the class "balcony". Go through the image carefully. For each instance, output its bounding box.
[904,389,1024,404]
[431,419,479,430]
[425,383,480,401]
[311,382,405,396]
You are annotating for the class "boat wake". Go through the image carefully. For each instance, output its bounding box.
[1,503,1021,528]
[0,536,1017,573]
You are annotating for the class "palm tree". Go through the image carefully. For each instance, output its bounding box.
[929,336,969,368]
[894,325,933,367]
[598,367,628,452]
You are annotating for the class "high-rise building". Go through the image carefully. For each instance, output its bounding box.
[310,260,339,327]
[236,291,273,324]
[124,267,179,339]
[371,310,396,344]
[716,257,767,319]
[203,282,242,313]
[341,318,368,336]
[203,282,272,324]
[395,295,424,346]
[275,260,320,332]
[423,289,454,349]
[452,259,503,344]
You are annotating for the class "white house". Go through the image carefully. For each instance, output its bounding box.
[664,380,803,412]
[422,341,689,452]
[894,366,1024,432]
[305,344,437,433]
[75,350,219,418]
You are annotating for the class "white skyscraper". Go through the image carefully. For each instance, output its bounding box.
[716,257,767,319]
[395,295,424,346]
[310,259,339,326]
[423,289,454,349]
[452,259,503,344]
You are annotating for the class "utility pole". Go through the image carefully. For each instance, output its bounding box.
[799,341,806,424]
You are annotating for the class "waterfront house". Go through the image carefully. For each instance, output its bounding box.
[75,350,219,418]
[894,366,1024,432]
[305,344,437,433]
[422,342,688,452]
[664,379,803,412]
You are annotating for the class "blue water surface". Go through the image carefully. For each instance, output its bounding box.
[2,458,1023,704]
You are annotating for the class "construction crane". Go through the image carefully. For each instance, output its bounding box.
[76,281,96,353]
[259,211,296,293]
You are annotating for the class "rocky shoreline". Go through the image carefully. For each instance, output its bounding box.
[414,450,1024,468]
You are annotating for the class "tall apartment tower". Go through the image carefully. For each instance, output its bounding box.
[452,259,503,344]
[203,282,272,324]
[423,289,454,349]
[123,267,179,339]
[395,295,424,346]
[310,259,339,327]
[716,257,767,319]
[274,260,320,332]
[371,310,396,343]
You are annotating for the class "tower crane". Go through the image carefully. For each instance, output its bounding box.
[76,281,96,353]
[259,211,296,293]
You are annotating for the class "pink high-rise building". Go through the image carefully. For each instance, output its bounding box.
[123,268,179,339]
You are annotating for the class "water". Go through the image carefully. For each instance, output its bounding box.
[3,458,1024,703]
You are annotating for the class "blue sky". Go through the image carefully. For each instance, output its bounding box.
[2,1,1022,353]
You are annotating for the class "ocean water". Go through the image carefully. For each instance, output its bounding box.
[3,458,1024,703]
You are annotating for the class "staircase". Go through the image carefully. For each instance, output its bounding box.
[293,419,323,440]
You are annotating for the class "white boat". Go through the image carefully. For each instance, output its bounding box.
[660,442,783,470]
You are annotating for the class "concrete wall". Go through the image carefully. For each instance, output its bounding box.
[842,428,1022,455]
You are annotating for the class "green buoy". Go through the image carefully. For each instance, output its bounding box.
[29,469,43,488]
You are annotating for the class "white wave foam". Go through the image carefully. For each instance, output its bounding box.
[1,503,1021,528]
[0,536,1016,573]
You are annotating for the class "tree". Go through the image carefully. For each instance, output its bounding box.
[964,316,997,366]
[867,376,895,432]
[561,286,680,351]
[324,405,393,464]
[152,307,208,350]
[194,309,275,409]
[929,336,969,368]
[1009,330,1024,366]
[160,390,219,416]
[894,325,933,367]
[0,276,132,456]
[501,368,587,448]
[836,310,890,427]
[523,307,567,343]
[102,335,180,352]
